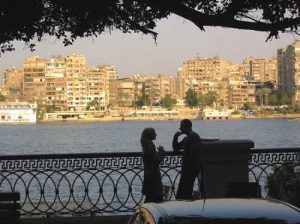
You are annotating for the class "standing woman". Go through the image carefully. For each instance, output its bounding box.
[140,127,165,203]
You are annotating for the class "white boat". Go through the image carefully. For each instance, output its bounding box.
[0,102,37,123]
[202,110,229,120]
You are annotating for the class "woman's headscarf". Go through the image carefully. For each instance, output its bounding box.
[140,127,155,147]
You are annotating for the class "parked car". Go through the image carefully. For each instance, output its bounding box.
[128,198,300,224]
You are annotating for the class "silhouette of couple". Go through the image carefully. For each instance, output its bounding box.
[141,119,206,203]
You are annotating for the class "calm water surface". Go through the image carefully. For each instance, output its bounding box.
[0,118,299,155]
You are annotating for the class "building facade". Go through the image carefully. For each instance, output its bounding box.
[2,68,24,100]
[242,57,278,86]
[178,56,230,81]
[23,56,47,103]
[277,40,300,102]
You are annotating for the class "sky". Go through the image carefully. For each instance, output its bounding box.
[0,15,298,80]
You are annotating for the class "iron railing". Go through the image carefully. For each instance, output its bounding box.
[0,148,299,217]
[249,148,300,199]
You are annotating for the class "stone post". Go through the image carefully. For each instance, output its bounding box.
[201,139,254,198]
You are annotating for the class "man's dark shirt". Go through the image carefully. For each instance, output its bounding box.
[172,131,202,176]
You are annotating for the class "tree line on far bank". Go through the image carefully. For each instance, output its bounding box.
[1,86,300,115]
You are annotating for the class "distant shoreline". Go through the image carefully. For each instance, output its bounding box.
[40,113,300,123]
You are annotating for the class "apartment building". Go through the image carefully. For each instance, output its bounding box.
[143,76,160,104]
[23,56,47,102]
[157,74,170,97]
[133,81,144,98]
[178,56,230,81]
[65,54,87,111]
[102,65,118,80]
[199,80,229,108]
[184,78,200,93]
[171,77,185,100]
[98,64,118,106]
[45,56,67,111]
[264,58,278,86]
[86,67,107,111]
[129,74,185,104]
[226,64,247,80]
[228,80,256,108]
[242,57,278,86]
[2,68,23,99]
[278,40,300,102]
[109,78,135,107]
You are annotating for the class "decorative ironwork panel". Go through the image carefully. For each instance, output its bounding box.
[1,157,145,171]
[0,152,182,217]
[249,149,300,198]
[1,149,300,217]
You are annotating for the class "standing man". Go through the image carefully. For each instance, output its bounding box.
[172,119,204,200]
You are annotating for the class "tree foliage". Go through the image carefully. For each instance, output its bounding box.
[278,92,292,105]
[0,0,299,54]
[135,93,151,107]
[199,91,218,107]
[0,93,7,102]
[185,88,198,108]
[160,94,177,110]
[266,163,300,207]
[268,94,278,106]
[87,100,99,110]
[115,90,131,107]
[243,102,256,111]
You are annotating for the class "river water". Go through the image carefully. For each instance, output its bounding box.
[0,118,299,155]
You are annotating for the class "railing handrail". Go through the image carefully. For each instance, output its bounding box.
[0,147,299,160]
[0,151,180,160]
[250,147,300,153]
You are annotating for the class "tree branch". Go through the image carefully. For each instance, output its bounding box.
[156,1,300,35]
[112,5,158,39]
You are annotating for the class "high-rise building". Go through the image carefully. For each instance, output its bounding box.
[2,68,24,99]
[199,80,229,109]
[109,78,135,108]
[226,64,247,81]
[23,56,47,102]
[86,67,109,110]
[242,57,278,86]
[171,77,185,99]
[66,54,87,111]
[178,56,230,81]
[277,40,300,102]
[45,56,67,111]
[97,64,118,107]
[228,80,256,108]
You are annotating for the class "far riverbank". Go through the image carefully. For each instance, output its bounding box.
[40,113,300,123]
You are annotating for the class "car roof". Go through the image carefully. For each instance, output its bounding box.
[141,198,300,223]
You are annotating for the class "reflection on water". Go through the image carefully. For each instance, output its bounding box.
[0,119,299,155]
